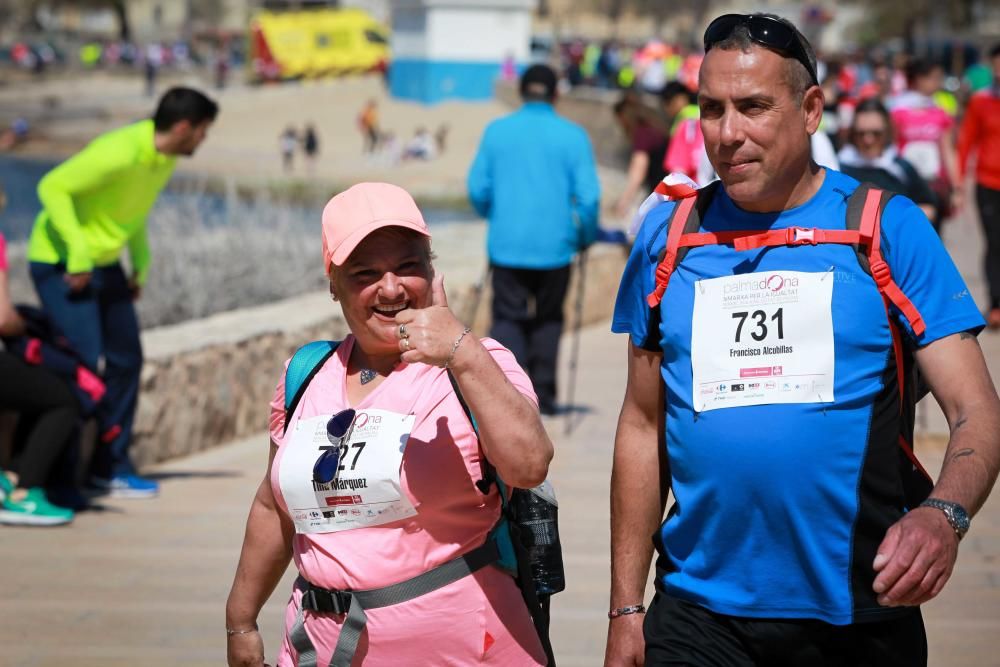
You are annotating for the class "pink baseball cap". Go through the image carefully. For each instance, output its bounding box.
[321,182,431,270]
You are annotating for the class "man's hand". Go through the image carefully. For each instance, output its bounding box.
[64,272,92,292]
[226,629,268,667]
[604,614,645,667]
[872,506,959,607]
[128,276,142,301]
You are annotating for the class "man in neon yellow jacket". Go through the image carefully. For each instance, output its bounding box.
[28,87,218,499]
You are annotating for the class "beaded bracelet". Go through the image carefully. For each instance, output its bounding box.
[445,326,473,369]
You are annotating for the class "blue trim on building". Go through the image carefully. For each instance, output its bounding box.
[389,59,501,104]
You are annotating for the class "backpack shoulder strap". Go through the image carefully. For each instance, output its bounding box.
[282,340,341,435]
[846,185,933,493]
[646,180,721,308]
[894,156,924,192]
[845,184,926,336]
[448,371,507,498]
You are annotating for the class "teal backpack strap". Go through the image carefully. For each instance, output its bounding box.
[282,340,340,436]
[447,369,558,666]
[446,371,517,574]
[446,372,498,496]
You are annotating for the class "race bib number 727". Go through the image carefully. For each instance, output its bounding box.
[691,270,835,412]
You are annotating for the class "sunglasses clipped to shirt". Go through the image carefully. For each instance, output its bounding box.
[313,408,357,484]
[703,14,819,86]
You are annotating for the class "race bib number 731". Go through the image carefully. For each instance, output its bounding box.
[691,270,835,412]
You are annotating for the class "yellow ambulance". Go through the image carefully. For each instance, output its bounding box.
[249,7,389,81]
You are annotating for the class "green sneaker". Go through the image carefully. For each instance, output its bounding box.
[0,488,74,526]
[0,469,13,501]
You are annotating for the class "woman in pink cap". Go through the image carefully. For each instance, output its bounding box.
[226,182,553,666]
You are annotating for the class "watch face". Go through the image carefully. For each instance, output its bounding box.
[924,499,971,536]
[952,505,971,531]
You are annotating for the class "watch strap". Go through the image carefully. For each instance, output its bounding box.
[920,498,969,539]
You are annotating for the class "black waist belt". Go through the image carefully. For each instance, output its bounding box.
[290,539,499,667]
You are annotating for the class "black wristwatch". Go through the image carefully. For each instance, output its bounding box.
[919,498,970,540]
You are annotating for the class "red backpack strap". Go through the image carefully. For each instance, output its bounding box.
[847,184,933,489]
[653,179,697,199]
[678,227,861,251]
[854,187,927,336]
[646,181,721,308]
[646,196,696,307]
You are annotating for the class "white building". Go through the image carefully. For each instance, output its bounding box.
[389,0,536,103]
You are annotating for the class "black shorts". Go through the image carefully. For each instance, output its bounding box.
[643,593,927,667]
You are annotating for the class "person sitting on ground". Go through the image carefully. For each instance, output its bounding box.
[403,126,437,161]
[225,182,553,666]
[839,98,938,221]
[0,231,77,526]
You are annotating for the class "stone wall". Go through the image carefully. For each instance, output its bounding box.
[132,299,349,467]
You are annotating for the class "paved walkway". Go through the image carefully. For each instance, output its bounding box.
[2,318,999,666]
[2,202,999,665]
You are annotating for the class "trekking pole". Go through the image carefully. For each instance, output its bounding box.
[464,264,491,329]
[564,249,587,436]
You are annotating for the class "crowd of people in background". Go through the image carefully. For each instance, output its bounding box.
[3,23,999,537]
[589,36,1000,328]
[7,36,242,86]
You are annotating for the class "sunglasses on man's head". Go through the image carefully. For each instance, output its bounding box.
[703,14,818,86]
[313,408,356,484]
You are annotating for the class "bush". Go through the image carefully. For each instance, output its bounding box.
[5,178,326,329]
[136,179,327,328]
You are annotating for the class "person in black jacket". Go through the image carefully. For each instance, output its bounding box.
[0,231,78,526]
[838,98,938,221]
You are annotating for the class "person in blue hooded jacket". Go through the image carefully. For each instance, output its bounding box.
[467,64,601,414]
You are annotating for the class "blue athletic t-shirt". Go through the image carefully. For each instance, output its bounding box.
[612,169,985,624]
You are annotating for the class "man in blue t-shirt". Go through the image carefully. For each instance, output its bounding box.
[605,14,1000,667]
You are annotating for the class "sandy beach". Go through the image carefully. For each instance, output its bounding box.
[0,69,630,204]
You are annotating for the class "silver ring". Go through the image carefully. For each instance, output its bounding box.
[402,337,411,351]
[398,323,409,339]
